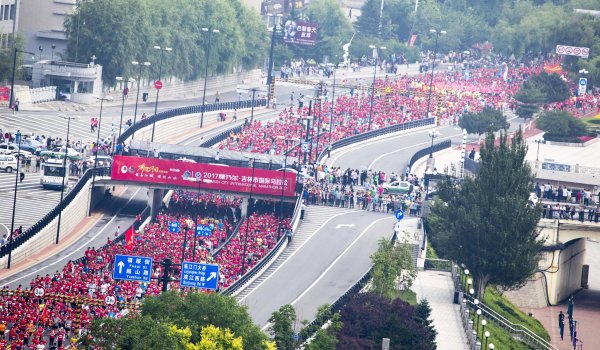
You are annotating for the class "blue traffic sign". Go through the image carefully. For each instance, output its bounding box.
[579,78,588,86]
[168,221,180,233]
[395,209,404,221]
[112,254,153,282]
[180,262,219,290]
[195,224,213,237]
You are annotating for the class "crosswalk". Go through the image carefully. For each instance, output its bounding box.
[0,171,62,235]
[235,206,350,300]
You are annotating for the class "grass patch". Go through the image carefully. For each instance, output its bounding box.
[483,287,550,342]
[426,242,439,259]
[475,319,533,350]
[397,289,418,306]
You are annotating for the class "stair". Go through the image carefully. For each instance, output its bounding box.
[235,206,348,300]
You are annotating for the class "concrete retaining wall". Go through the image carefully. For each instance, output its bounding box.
[0,177,93,270]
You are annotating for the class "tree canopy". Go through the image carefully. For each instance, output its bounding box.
[459,108,509,135]
[370,237,416,300]
[64,0,267,84]
[536,110,588,141]
[426,130,543,300]
[514,72,570,119]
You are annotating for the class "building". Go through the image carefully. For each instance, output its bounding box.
[18,0,75,61]
[0,0,19,50]
[32,60,103,104]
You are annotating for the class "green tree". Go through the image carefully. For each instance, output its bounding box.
[117,316,187,350]
[370,237,417,300]
[536,110,587,140]
[141,291,269,350]
[268,304,297,350]
[192,325,244,350]
[414,299,437,348]
[427,130,543,300]
[303,308,343,350]
[459,108,509,136]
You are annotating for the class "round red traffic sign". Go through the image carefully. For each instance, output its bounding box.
[154,80,163,90]
[105,295,116,305]
[34,287,45,297]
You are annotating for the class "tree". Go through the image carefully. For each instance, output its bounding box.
[459,108,509,136]
[141,291,270,350]
[414,299,437,348]
[191,325,244,350]
[303,309,343,350]
[370,237,417,300]
[336,292,436,350]
[536,110,587,141]
[117,316,187,350]
[514,85,545,120]
[268,304,297,350]
[426,130,543,300]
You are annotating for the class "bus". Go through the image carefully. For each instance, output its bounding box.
[40,158,69,190]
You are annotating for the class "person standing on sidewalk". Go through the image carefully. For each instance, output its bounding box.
[558,311,565,340]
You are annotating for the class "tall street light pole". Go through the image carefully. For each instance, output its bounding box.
[9,48,35,110]
[241,158,256,275]
[89,96,112,216]
[151,45,172,141]
[115,76,127,145]
[329,59,338,144]
[56,114,79,244]
[368,45,386,131]
[131,60,151,140]
[266,14,282,107]
[428,130,440,158]
[7,132,23,269]
[426,29,446,120]
[200,28,220,128]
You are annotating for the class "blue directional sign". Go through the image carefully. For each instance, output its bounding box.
[180,262,219,290]
[168,221,180,233]
[195,224,213,237]
[395,209,404,221]
[112,254,153,282]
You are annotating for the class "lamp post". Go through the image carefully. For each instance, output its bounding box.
[7,131,24,269]
[56,114,79,244]
[151,45,172,141]
[428,130,440,158]
[476,309,482,335]
[241,158,256,275]
[329,59,338,144]
[115,76,129,144]
[489,343,494,349]
[535,138,543,162]
[368,45,386,131]
[277,137,296,237]
[89,96,112,216]
[51,44,56,60]
[38,45,43,61]
[131,60,151,140]
[9,48,35,110]
[200,28,220,128]
[481,320,487,341]
[484,330,490,349]
[302,116,313,164]
[250,87,257,123]
[266,14,282,107]
[425,29,446,120]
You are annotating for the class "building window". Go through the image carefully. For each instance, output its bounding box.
[9,4,15,20]
[3,5,9,20]
[0,5,3,21]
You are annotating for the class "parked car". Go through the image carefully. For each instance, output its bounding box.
[84,155,113,168]
[18,139,45,154]
[0,143,33,160]
[39,147,81,160]
[382,180,414,194]
[0,154,18,172]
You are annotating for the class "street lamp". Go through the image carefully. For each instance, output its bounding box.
[425,29,446,120]
[51,44,56,60]
[9,48,35,110]
[277,137,297,237]
[481,319,487,339]
[428,130,440,158]
[151,45,172,141]
[7,130,24,269]
[266,14,283,107]
[131,60,151,140]
[115,76,133,145]
[534,138,544,162]
[329,58,339,144]
[200,28,220,128]
[89,96,113,216]
[241,157,256,275]
[368,45,386,131]
[476,309,482,335]
[56,114,79,244]
[484,330,490,349]
[489,343,494,349]
[38,45,43,61]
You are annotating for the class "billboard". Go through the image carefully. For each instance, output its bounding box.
[111,156,296,197]
[283,20,317,46]
[555,45,590,58]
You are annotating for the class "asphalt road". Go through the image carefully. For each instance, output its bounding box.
[240,208,397,329]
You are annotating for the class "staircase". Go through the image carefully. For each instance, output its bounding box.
[235,206,349,301]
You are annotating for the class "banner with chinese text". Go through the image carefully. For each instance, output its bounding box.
[283,20,317,46]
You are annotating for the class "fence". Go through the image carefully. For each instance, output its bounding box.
[30,86,56,104]
[407,139,452,169]
[117,99,267,144]
[424,258,452,271]
[0,167,107,258]
[200,125,244,148]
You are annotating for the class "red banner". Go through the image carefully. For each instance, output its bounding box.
[409,35,417,47]
[111,156,296,197]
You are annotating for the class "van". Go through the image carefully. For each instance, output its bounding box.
[0,155,18,173]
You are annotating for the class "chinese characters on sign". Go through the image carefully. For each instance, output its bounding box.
[283,20,317,46]
[195,224,213,237]
[112,254,153,283]
[180,262,219,290]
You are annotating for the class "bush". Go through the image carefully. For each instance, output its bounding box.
[542,134,583,143]
[587,119,600,125]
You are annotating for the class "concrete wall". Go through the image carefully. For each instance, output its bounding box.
[546,238,586,305]
[0,175,93,269]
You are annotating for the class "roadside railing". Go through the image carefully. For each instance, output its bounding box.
[424,258,452,272]
[0,167,109,258]
[407,139,452,170]
[117,99,267,144]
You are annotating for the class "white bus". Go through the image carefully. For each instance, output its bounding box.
[40,158,69,190]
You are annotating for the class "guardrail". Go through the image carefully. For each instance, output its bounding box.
[424,258,452,272]
[117,99,267,144]
[200,125,243,148]
[297,230,399,345]
[212,216,245,257]
[407,139,452,170]
[0,167,108,258]
[222,192,304,296]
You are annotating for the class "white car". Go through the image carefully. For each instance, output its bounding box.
[0,154,18,172]
[0,144,32,160]
[177,158,197,163]
[382,180,414,194]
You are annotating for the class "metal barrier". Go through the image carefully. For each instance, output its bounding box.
[424,258,452,272]
[200,125,243,148]
[117,99,267,144]
[407,139,452,169]
[0,167,109,258]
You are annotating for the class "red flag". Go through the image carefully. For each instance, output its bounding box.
[409,35,417,47]
[125,226,135,251]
